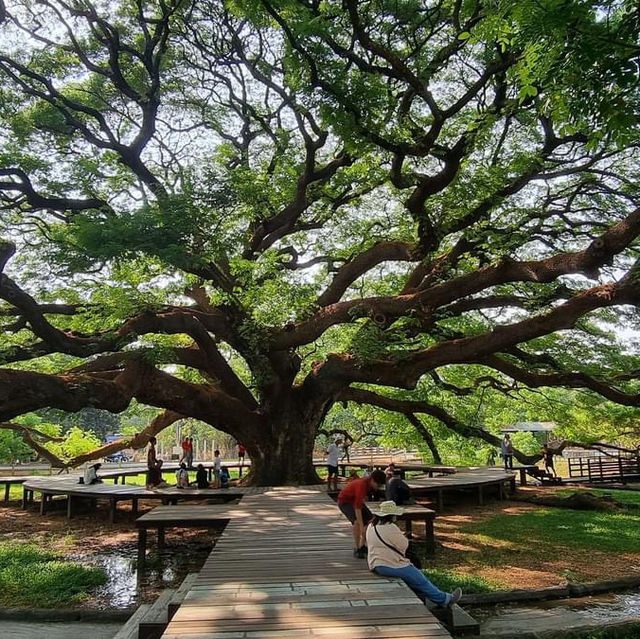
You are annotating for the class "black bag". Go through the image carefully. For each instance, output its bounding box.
[373,524,422,569]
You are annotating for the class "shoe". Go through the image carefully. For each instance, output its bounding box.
[355,546,367,559]
[448,588,462,606]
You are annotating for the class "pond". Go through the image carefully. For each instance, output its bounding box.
[473,590,640,636]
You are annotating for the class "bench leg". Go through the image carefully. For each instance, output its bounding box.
[478,486,484,506]
[40,493,48,515]
[21,486,28,509]
[437,490,444,511]
[132,498,138,518]
[425,517,436,554]
[520,469,527,486]
[510,476,517,493]
[67,495,74,519]
[138,528,147,567]
[109,497,117,524]
[4,483,10,502]
[158,527,165,550]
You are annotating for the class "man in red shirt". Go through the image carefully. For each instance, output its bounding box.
[338,469,386,558]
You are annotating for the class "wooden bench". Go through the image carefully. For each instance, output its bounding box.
[0,476,29,502]
[112,604,151,639]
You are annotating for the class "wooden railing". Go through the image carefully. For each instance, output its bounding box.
[567,454,640,483]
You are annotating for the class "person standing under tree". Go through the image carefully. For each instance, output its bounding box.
[180,437,189,465]
[337,469,386,558]
[186,437,194,468]
[543,445,557,477]
[501,434,514,470]
[326,438,341,492]
[213,449,222,488]
[237,443,246,464]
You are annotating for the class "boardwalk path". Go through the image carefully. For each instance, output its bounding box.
[161,486,451,639]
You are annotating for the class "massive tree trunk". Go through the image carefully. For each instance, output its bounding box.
[242,391,327,486]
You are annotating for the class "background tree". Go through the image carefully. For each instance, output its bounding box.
[0,0,638,483]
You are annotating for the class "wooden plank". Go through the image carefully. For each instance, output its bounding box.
[159,487,450,639]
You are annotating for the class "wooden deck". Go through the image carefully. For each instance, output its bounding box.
[159,487,452,639]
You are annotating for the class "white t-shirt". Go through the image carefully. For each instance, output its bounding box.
[83,466,97,484]
[214,456,221,471]
[366,522,411,570]
[327,443,340,467]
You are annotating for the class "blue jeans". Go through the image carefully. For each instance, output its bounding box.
[373,564,450,606]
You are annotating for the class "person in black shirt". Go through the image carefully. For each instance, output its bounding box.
[386,471,412,505]
[195,463,210,489]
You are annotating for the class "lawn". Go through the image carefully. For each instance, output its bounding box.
[0,543,107,607]
[423,498,640,591]
[555,487,640,508]
[464,507,640,554]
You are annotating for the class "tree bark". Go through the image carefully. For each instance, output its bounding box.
[242,392,326,486]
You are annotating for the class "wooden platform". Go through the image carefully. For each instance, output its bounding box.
[160,487,452,639]
[405,469,516,509]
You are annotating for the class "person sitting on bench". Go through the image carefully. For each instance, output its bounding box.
[367,500,462,607]
[194,463,210,489]
[83,463,103,485]
[147,459,168,489]
[219,466,230,489]
[386,471,412,505]
[176,462,190,488]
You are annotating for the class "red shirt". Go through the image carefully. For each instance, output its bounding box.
[338,477,369,508]
[238,445,246,455]
[181,441,189,451]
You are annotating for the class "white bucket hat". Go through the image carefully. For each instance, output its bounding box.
[377,500,404,516]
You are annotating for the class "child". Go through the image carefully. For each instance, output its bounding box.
[176,462,190,488]
[213,449,222,488]
[220,466,230,489]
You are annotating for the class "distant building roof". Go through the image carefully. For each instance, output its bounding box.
[501,422,557,433]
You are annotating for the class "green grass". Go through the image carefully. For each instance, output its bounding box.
[556,487,640,508]
[0,543,107,607]
[424,568,500,594]
[464,507,640,554]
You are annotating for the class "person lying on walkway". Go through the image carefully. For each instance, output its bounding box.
[367,501,462,607]
[83,463,103,485]
[386,471,412,505]
[338,469,386,558]
[194,463,210,489]
[176,462,190,488]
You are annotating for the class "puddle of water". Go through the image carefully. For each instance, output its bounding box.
[474,590,640,635]
[71,538,216,609]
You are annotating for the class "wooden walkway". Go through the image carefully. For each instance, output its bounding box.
[160,487,451,639]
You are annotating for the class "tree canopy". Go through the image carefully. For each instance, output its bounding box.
[0,0,639,483]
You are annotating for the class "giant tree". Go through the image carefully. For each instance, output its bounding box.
[0,0,639,484]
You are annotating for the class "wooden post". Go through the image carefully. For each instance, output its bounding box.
[138,528,147,567]
[132,498,138,518]
[425,516,436,556]
[40,492,48,515]
[21,485,28,509]
[158,527,165,549]
[437,489,444,511]
[109,497,117,524]
[478,485,484,506]
[66,495,74,519]
[4,482,10,502]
